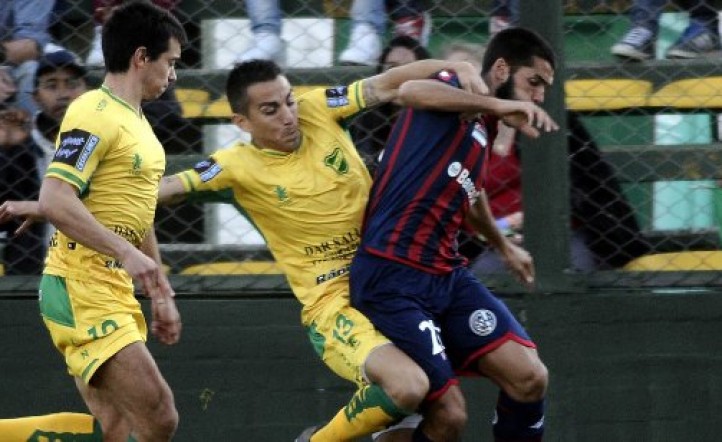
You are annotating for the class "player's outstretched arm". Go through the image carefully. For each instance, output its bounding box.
[363,59,487,107]
[158,175,188,205]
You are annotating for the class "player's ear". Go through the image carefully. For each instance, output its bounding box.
[490,58,511,85]
[232,113,251,132]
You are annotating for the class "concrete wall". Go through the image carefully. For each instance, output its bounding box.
[2,290,721,441]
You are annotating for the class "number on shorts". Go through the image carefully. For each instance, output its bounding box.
[87,319,119,340]
[419,320,445,355]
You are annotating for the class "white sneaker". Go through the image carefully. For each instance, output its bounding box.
[85,25,104,66]
[238,31,285,66]
[338,22,382,66]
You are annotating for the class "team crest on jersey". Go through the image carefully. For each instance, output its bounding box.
[54,129,100,171]
[325,86,349,108]
[469,309,497,336]
[193,158,223,182]
[324,147,349,174]
[130,153,143,175]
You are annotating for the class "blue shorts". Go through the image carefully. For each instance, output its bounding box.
[350,252,535,398]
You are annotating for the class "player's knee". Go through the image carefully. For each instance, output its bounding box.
[142,393,178,439]
[509,361,548,402]
[155,401,179,437]
[384,364,429,410]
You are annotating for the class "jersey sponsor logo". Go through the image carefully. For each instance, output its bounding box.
[324,147,349,174]
[304,228,361,265]
[325,86,349,108]
[316,263,350,284]
[469,309,497,336]
[55,129,100,171]
[193,158,223,182]
[447,161,481,205]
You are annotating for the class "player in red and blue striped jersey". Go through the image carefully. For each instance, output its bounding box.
[352,27,559,442]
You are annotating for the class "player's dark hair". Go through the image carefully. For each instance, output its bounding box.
[481,27,556,75]
[377,35,431,73]
[226,59,283,114]
[102,0,187,74]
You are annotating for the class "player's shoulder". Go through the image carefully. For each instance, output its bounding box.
[63,89,119,129]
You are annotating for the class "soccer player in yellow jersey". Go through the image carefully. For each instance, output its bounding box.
[35,2,185,441]
[158,59,488,441]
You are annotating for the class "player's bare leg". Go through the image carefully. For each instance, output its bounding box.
[75,342,177,442]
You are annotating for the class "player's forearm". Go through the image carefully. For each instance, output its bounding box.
[369,59,479,104]
[398,79,503,113]
[140,229,163,265]
[467,192,509,251]
[39,179,135,260]
[158,175,188,205]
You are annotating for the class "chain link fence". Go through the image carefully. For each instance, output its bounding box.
[2,0,722,291]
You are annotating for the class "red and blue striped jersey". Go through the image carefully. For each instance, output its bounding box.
[360,70,498,274]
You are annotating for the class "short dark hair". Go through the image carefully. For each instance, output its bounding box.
[377,35,431,73]
[482,27,556,75]
[226,59,283,115]
[102,0,187,74]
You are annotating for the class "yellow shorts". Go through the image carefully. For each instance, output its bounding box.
[306,294,390,387]
[39,274,147,384]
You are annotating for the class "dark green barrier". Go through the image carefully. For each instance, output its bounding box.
[2,290,721,441]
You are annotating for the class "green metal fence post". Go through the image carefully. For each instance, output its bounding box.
[518,3,574,292]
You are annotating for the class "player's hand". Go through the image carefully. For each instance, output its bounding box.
[499,101,559,138]
[499,240,535,289]
[0,200,42,235]
[151,295,182,345]
[452,61,489,96]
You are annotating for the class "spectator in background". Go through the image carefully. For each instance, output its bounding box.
[240,0,430,67]
[350,35,430,171]
[611,0,721,60]
[1,1,55,114]
[31,50,88,177]
[468,110,651,272]
[0,105,43,275]
[0,50,87,275]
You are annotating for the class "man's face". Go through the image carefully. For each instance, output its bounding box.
[34,68,87,120]
[495,55,554,104]
[236,75,300,152]
[141,37,181,100]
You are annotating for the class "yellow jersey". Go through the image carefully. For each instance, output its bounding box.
[177,81,370,323]
[43,86,165,289]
